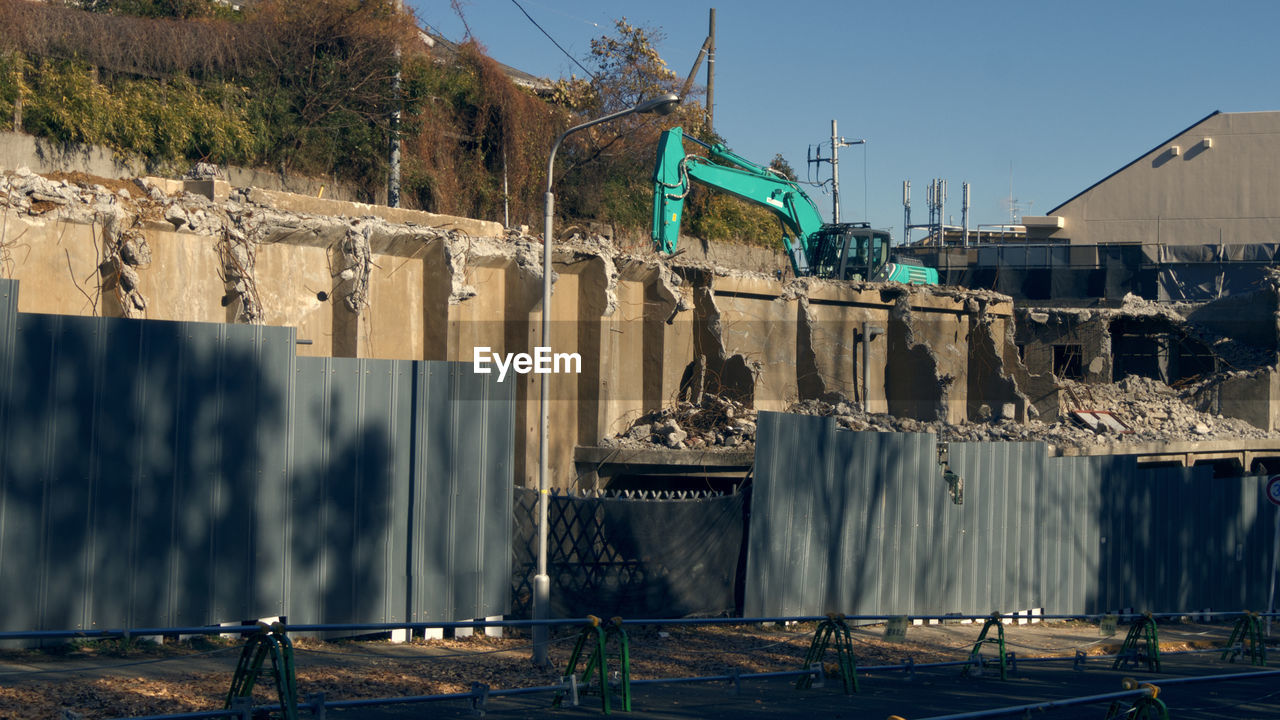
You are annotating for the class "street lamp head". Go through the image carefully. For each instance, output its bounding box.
[634,93,681,116]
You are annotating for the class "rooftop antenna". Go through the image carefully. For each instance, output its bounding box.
[1003,161,1033,222]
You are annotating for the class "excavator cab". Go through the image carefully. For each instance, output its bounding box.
[809,224,890,281]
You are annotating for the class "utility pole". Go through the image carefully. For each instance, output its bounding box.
[706,8,716,132]
[831,120,841,224]
[902,180,911,248]
[388,0,403,208]
[810,120,864,224]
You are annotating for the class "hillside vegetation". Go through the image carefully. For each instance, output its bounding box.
[0,0,783,245]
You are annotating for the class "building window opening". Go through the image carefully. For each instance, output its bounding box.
[1053,344,1083,379]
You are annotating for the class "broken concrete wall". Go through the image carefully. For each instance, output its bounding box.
[597,262,693,439]
[610,227,791,277]
[967,313,1028,422]
[1000,318,1063,421]
[1189,368,1280,432]
[797,284,891,413]
[1016,308,1112,383]
[1,169,1027,490]
[884,295,949,421]
[691,275,803,410]
[1186,286,1280,362]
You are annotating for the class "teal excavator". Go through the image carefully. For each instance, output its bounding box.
[652,126,938,284]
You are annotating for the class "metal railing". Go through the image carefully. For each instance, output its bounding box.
[1,609,1270,720]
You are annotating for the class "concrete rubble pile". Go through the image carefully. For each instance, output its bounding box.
[601,370,1272,453]
[608,394,757,450]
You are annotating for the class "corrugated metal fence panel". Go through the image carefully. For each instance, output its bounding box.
[290,356,415,625]
[949,441,1045,614]
[477,368,515,619]
[447,362,514,621]
[0,316,297,632]
[0,279,13,436]
[0,289,513,633]
[409,362,515,622]
[750,412,1279,617]
[874,432,938,617]
[832,432,880,616]
[748,415,945,617]
[745,413,829,617]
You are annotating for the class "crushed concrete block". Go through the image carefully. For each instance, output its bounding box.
[29,192,68,205]
[164,204,188,229]
[184,179,231,203]
[120,238,151,267]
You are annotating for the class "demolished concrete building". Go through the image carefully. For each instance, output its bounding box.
[4,164,1280,488]
[0,166,1034,487]
[870,110,1280,477]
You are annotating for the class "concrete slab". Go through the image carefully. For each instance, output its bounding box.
[246,188,503,237]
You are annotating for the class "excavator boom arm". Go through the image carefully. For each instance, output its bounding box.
[652,127,825,274]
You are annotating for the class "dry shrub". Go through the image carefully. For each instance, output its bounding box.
[0,0,242,79]
[404,41,565,225]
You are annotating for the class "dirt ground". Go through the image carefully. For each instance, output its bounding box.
[0,617,1251,719]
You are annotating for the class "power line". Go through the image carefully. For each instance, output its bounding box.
[508,0,597,81]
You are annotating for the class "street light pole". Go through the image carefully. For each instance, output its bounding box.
[388,0,403,208]
[534,93,679,666]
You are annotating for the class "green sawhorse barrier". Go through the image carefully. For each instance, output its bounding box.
[552,615,631,714]
[961,612,1009,681]
[796,613,858,694]
[1222,611,1267,666]
[1112,612,1161,673]
[226,621,299,720]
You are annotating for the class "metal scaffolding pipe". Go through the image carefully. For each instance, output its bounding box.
[913,667,1280,720]
[913,687,1154,720]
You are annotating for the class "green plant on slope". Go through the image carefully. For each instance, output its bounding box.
[21,59,256,165]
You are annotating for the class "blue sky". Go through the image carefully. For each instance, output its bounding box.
[414,0,1280,241]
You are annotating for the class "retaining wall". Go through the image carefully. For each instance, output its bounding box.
[0,179,1026,488]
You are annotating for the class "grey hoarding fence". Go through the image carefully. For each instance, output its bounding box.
[0,279,513,634]
[747,411,1277,618]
